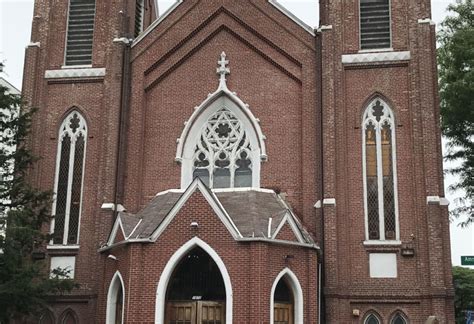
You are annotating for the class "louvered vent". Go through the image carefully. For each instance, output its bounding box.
[360,0,391,50]
[134,0,145,38]
[65,0,96,66]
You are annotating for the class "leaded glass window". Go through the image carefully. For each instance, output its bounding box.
[52,111,87,245]
[193,108,252,189]
[391,313,408,324]
[365,314,381,324]
[363,99,398,241]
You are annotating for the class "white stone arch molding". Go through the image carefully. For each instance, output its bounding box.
[106,271,125,324]
[155,237,233,324]
[176,88,267,189]
[270,267,304,324]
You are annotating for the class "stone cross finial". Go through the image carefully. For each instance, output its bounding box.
[217,52,230,87]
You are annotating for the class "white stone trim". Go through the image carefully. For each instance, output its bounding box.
[212,187,275,194]
[106,271,125,324]
[362,98,400,242]
[46,245,80,250]
[427,196,441,205]
[44,68,106,79]
[363,240,401,246]
[314,200,321,209]
[155,237,233,324]
[150,179,243,241]
[268,0,315,36]
[418,18,436,25]
[132,0,184,47]
[323,198,336,206]
[316,25,333,32]
[440,197,450,206]
[101,203,126,212]
[27,42,41,48]
[113,37,131,45]
[342,51,411,64]
[270,268,304,324]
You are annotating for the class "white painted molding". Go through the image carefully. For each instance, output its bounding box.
[270,268,304,324]
[342,51,411,64]
[46,245,80,250]
[268,0,315,36]
[106,271,125,324]
[323,198,336,206]
[132,0,184,47]
[113,37,131,45]
[440,197,450,206]
[45,68,106,79]
[212,187,275,194]
[418,18,436,25]
[101,203,126,212]
[271,212,306,244]
[427,196,441,205]
[27,42,40,48]
[314,200,321,209]
[155,237,233,324]
[363,240,401,246]
[317,25,333,32]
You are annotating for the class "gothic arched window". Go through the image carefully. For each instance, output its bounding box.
[365,313,381,324]
[193,107,253,188]
[391,312,408,324]
[363,98,399,241]
[51,111,87,245]
[60,309,78,324]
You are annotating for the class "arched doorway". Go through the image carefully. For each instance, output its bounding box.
[273,278,294,324]
[165,247,226,324]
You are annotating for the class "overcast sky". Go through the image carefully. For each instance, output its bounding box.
[0,0,472,267]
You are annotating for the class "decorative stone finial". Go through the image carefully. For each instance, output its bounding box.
[216,52,230,88]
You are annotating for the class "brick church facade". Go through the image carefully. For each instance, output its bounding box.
[22,0,454,323]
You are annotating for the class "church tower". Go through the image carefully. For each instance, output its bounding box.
[319,0,454,322]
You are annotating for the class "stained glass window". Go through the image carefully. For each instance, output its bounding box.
[52,111,87,245]
[193,108,253,188]
[363,99,398,241]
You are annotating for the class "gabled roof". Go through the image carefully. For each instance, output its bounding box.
[103,179,316,251]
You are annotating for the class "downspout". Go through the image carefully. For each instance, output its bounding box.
[317,29,327,324]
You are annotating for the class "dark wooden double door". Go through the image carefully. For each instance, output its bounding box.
[166,301,225,324]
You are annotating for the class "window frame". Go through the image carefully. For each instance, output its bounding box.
[362,98,400,243]
[50,111,87,246]
[364,312,382,324]
[358,0,393,52]
[390,312,409,324]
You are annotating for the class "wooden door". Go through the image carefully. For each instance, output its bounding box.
[165,302,197,324]
[274,303,293,324]
[165,301,225,324]
[197,301,225,324]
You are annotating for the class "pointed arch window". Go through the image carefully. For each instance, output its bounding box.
[106,272,125,324]
[60,309,78,324]
[363,98,399,241]
[365,313,381,324]
[51,111,87,245]
[193,107,253,189]
[391,313,408,324]
[39,310,55,324]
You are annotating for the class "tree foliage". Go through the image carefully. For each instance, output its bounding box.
[438,0,474,226]
[453,266,474,323]
[0,85,76,323]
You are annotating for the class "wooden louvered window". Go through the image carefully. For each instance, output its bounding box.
[51,111,87,245]
[134,0,145,38]
[65,0,96,66]
[363,99,399,241]
[360,0,391,50]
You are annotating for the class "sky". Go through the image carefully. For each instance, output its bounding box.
[0,0,472,267]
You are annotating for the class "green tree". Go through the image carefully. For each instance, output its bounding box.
[452,266,474,323]
[0,85,76,323]
[438,0,474,226]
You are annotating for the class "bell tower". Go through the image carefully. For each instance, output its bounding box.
[318,0,454,323]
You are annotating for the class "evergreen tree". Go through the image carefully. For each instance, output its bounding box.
[0,85,76,323]
[452,266,474,324]
[438,0,474,226]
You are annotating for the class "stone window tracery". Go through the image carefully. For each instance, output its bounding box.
[193,108,252,188]
[364,313,381,324]
[363,98,399,241]
[51,111,87,245]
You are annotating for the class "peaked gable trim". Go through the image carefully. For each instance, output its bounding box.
[107,216,126,246]
[268,0,315,36]
[271,212,306,244]
[150,179,243,241]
